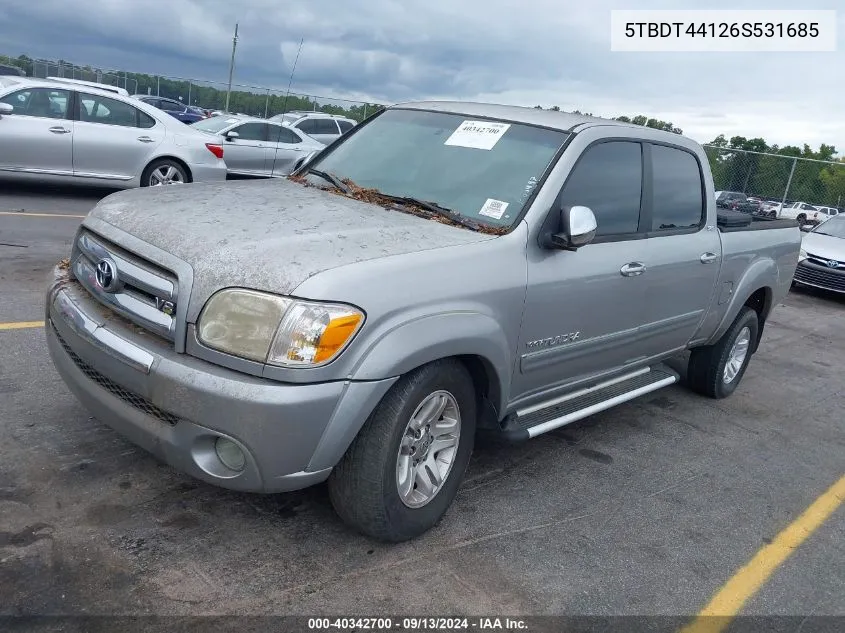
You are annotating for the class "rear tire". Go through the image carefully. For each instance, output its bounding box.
[687,307,759,399]
[141,159,190,187]
[328,359,476,542]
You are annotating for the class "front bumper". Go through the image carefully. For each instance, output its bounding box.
[45,274,396,493]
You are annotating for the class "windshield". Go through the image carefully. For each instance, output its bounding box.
[192,115,241,133]
[813,215,845,238]
[303,108,569,229]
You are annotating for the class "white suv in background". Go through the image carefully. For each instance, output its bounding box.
[268,111,356,144]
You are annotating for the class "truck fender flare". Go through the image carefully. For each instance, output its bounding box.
[305,312,513,472]
[351,311,512,410]
[706,258,775,347]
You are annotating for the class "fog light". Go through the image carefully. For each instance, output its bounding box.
[214,437,245,472]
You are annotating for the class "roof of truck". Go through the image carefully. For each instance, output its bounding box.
[392,100,650,135]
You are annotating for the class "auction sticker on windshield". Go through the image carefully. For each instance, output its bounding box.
[444,120,511,150]
[478,198,509,220]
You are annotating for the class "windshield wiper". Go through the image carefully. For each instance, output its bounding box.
[306,168,349,193]
[381,195,488,232]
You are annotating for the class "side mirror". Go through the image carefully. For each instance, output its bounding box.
[0,103,13,116]
[225,130,239,141]
[541,205,598,250]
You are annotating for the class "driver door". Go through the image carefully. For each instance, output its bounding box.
[511,140,652,406]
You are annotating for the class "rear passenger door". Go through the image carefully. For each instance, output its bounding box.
[73,92,165,180]
[267,124,308,176]
[639,143,721,353]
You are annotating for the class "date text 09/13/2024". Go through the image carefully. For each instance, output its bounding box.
[307,617,529,631]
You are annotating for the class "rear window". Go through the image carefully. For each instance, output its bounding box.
[650,144,705,231]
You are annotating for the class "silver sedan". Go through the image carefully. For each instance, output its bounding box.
[0,77,227,188]
[191,114,325,177]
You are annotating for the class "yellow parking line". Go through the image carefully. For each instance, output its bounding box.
[0,321,45,330]
[0,211,86,218]
[680,474,845,633]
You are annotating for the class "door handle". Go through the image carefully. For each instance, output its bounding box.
[137,136,155,143]
[49,126,71,134]
[620,262,646,277]
[700,252,719,264]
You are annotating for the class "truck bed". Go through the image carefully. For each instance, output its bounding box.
[717,210,797,233]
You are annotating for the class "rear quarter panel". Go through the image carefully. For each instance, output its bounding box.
[697,225,800,346]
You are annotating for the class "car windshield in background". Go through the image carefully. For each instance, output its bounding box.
[813,215,845,238]
[192,116,241,133]
[304,108,569,228]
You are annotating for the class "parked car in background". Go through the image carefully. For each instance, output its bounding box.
[45,101,800,542]
[808,206,840,224]
[0,63,26,76]
[777,201,818,224]
[715,191,759,213]
[793,214,845,293]
[192,114,324,177]
[268,111,357,144]
[760,200,784,218]
[131,95,205,124]
[46,77,129,97]
[0,78,227,188]
[186,105,211,119]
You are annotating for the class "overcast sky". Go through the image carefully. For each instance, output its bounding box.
[1,0,842,153]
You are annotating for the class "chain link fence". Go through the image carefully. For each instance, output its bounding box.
[703,146,845,212]
[1,55,382,122]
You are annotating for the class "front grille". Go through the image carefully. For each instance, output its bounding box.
[806,253,845,269]
[72,230,178,343]
[794,261,845,293]
[55,326,180,426]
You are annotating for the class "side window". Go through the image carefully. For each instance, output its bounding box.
[296,118,320,135]
[559,141,642,237]
[232,122,267,142]
[138,111,157,129]
[160,99,182,111]
[0,87,69,119]
[802,203,814,210]
[337,120,354,133]
[650,144,705,231]
[316,119,340,135]
[78,93,141,127]
[271,125,301,144]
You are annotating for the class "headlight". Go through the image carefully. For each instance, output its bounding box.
[799,248,807,260]
[197,288,364,367]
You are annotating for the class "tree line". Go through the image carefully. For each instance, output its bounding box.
[534,104,844,208]
[2,54,383,122]
[5,53,844,206]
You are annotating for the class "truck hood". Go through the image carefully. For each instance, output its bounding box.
[87,178,494,321]
[801,231,845,261]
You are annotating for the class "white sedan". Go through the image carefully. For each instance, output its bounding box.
[191,114,325,177]
[0,77,227,188]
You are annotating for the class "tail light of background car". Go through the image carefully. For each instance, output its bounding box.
[205,143,224,159]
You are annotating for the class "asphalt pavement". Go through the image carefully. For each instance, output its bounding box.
[0,181,842,624]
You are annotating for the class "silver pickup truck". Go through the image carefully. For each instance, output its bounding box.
[46,101,801,542]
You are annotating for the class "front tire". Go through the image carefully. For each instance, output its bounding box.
[328,359,476,542]
[687,307,759,399]
[797,213,806,224]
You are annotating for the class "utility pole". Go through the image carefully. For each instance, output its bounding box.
[224,23,239,113]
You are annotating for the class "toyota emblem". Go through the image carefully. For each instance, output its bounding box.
[826,259,839,269]
[95,258,120,293]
